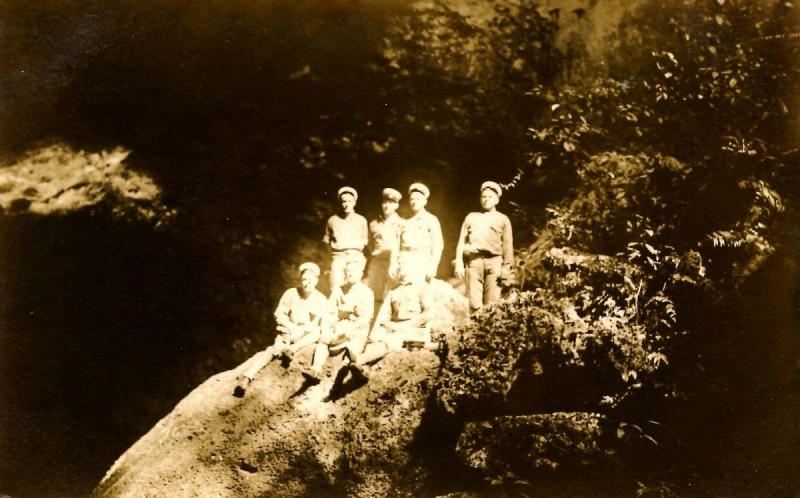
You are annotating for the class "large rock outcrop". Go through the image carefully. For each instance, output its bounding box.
[95,279,469,498]
[95,279,642,497]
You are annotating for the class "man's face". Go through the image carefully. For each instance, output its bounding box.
[300,271,318,293]
[340,194,356,214]
[381,199,399,217]
[344,261,363,285]
[480,190,500,211]
[409,192,427,213]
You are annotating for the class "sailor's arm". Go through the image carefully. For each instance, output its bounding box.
[369,297,392,337]
[359,216,369,251]
[309,294,328,326]
[274,289,296,330]
[352,287,375,326]
[388,221,403,279]
[429,216,444,278]
[322,217,333,248]
[417,284,436,325]
[454,216,470,279]
[329,288,351,319]
[502,214,514,267]
[367,220,377,256]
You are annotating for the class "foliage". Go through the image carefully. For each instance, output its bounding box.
[290,0,566,215]
[513,0,798,397]
[435,0,797,492]
[438,153,707,416]
[456,412,608,476]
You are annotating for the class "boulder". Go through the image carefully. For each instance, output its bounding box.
[95,279,469,497]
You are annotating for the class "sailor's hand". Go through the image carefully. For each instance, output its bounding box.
[426,266,437,281]
[455,261,465,279]
[284,324,305,341]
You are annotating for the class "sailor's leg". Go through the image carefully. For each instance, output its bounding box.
[340,322,368,366]
[483,256,503,306]
[287,324,321,353]
[330,253,347,291]
[327,320,355,353]
[242,343,280,381]
[346,334,368,362]
[465,256,485,312]
[308,321,352,377]
[355,341,389,366]
[310,343,329,375]
[388,322,440,353]
[367,256,391,305]
[399,250,427,285]
[271,334,291,354]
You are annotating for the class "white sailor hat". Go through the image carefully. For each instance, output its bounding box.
[480,181,502,197]
[337,186,358,200]
[408,182,430,199]
[298,262,321,277]
[382,187,402,202]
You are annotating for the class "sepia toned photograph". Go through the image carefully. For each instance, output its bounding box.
[1,0,798,496]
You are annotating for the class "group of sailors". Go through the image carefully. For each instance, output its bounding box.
[235,181,514,395]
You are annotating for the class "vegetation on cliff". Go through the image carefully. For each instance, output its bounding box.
[427,0,798,494]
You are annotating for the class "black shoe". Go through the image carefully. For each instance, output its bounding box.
[349,364,370,382]
[280,349,294,368]
[232,385,246,398]
[404,340,425,351]
[301,369,321,385]
[437,340,449,359]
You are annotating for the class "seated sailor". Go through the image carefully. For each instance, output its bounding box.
[349,255,439,374]
[304,256,374,383]
[236,262,328,394]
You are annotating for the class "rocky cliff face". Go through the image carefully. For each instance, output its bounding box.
[95,280,470,497]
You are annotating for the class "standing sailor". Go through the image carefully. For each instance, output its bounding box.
[455,181,514,311]
[393,183,443,284]
[367,187,403,306]
[323,186,368,291]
